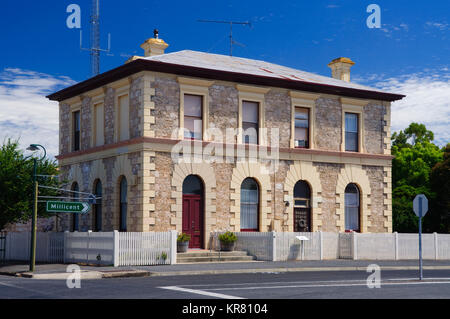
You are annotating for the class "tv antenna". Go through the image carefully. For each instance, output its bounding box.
[197,20,251,56]
[80,0,111,76]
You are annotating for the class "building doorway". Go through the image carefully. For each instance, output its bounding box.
[293,181,311,232]
[182,175,204,248]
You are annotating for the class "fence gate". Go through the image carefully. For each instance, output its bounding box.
[0,232,6,263]
[339,233,354,259]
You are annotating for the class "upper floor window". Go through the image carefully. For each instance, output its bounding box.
[94,103,104,147]
[184,94,203,140]
[242,101,259,144]
[118,94,129,141]
[345,113,359,152]
[295,107,309,148]
[72,111,80,151]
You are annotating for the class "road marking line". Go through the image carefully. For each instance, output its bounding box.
[159,285,245,299]
[203,280,450,291]
[0,280,55,297]
[178,277,450,288]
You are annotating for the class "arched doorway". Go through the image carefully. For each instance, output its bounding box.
[293,181,311,232]
[182,175,204,248]
[240,178,259,232]
[345,183,360,232]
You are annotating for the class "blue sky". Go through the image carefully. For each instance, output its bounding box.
[0,0,449,155]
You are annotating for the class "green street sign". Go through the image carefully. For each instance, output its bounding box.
[46,201,90,214]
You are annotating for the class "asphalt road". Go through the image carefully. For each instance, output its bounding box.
[0,269,449,299]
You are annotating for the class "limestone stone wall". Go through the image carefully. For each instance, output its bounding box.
[130,77,143,139]
[364,102,386,155]
[151,75,180,139]
[314,97,342,151]
[314,163,342,232]
[56,151,144,232]
[208,84,239,143]
[81,96,92,150]
[265,89,291,149]
[364,165,386,232]
[104,87,116,145]
[59,103,70,154]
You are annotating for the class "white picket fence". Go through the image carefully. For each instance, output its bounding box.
[4,232,64,262]
[116,232,174,266]
[212,231,450,261]
[5,230,450,265]
[4,231,177,266]
[340,232,450,260]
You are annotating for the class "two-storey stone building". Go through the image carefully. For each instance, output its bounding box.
[47,33,404,248]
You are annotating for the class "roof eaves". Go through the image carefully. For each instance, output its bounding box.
[47,59,405,102]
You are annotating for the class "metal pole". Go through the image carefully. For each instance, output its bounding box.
[29,158,37,272]
[419,197,423,280]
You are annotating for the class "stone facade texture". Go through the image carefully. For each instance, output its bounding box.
[53,71,393,238]
[314,97,342,151]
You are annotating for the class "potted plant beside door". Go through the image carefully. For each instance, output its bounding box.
[177,233,191,253]
[218,231,237,251]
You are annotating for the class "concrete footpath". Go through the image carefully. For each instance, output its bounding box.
[1,260,450,279]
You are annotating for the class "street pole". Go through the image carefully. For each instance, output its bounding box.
[29,158,37,272]
[26,144,46,273]
[418,197,423,281]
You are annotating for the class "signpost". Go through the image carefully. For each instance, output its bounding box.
[296,236,310,261]
[46,201,90,214]
[413,194,428,280]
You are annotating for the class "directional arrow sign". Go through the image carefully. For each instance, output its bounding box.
[46,201,90,214]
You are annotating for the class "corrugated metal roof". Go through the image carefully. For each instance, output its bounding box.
[143,50,387,94]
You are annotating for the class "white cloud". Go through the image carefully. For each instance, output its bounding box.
[425,22,449,31]
[371,71,450,146]
[0,68,75,158]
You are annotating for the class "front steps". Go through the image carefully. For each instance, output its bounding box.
[177,250,255,263]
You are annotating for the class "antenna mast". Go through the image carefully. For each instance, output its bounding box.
[80,0,111,77]
[91,0,100,76]
[197,20,251,56]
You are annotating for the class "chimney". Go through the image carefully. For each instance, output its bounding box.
[140,29,169,57]
[328,57,355,82]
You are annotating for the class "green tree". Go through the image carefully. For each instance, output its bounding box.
[0,139,60,230]
[429,144,450,232]
[391,123,444,233]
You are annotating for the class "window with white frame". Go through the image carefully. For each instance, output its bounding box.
[345,183,360,231]
[240,178,259,231]
[345,113,359,152]
[242,101,259,144]
[183,94,203,140]
[294,107,309,148]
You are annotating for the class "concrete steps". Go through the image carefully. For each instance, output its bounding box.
[177,250,255,263]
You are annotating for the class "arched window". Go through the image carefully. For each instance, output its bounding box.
[71,183,79,232]
[93,180,102,232]
[119,177,127,232]
[240,178,259,232]
[293,181,311,232]
[345,183,360,232]
[182,175,203,195]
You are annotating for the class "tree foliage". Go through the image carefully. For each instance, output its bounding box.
[430,144,450,232]
[391,123,446,233]
[0,139,60,230]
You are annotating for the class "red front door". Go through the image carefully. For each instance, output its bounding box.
[182,194,203,248]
